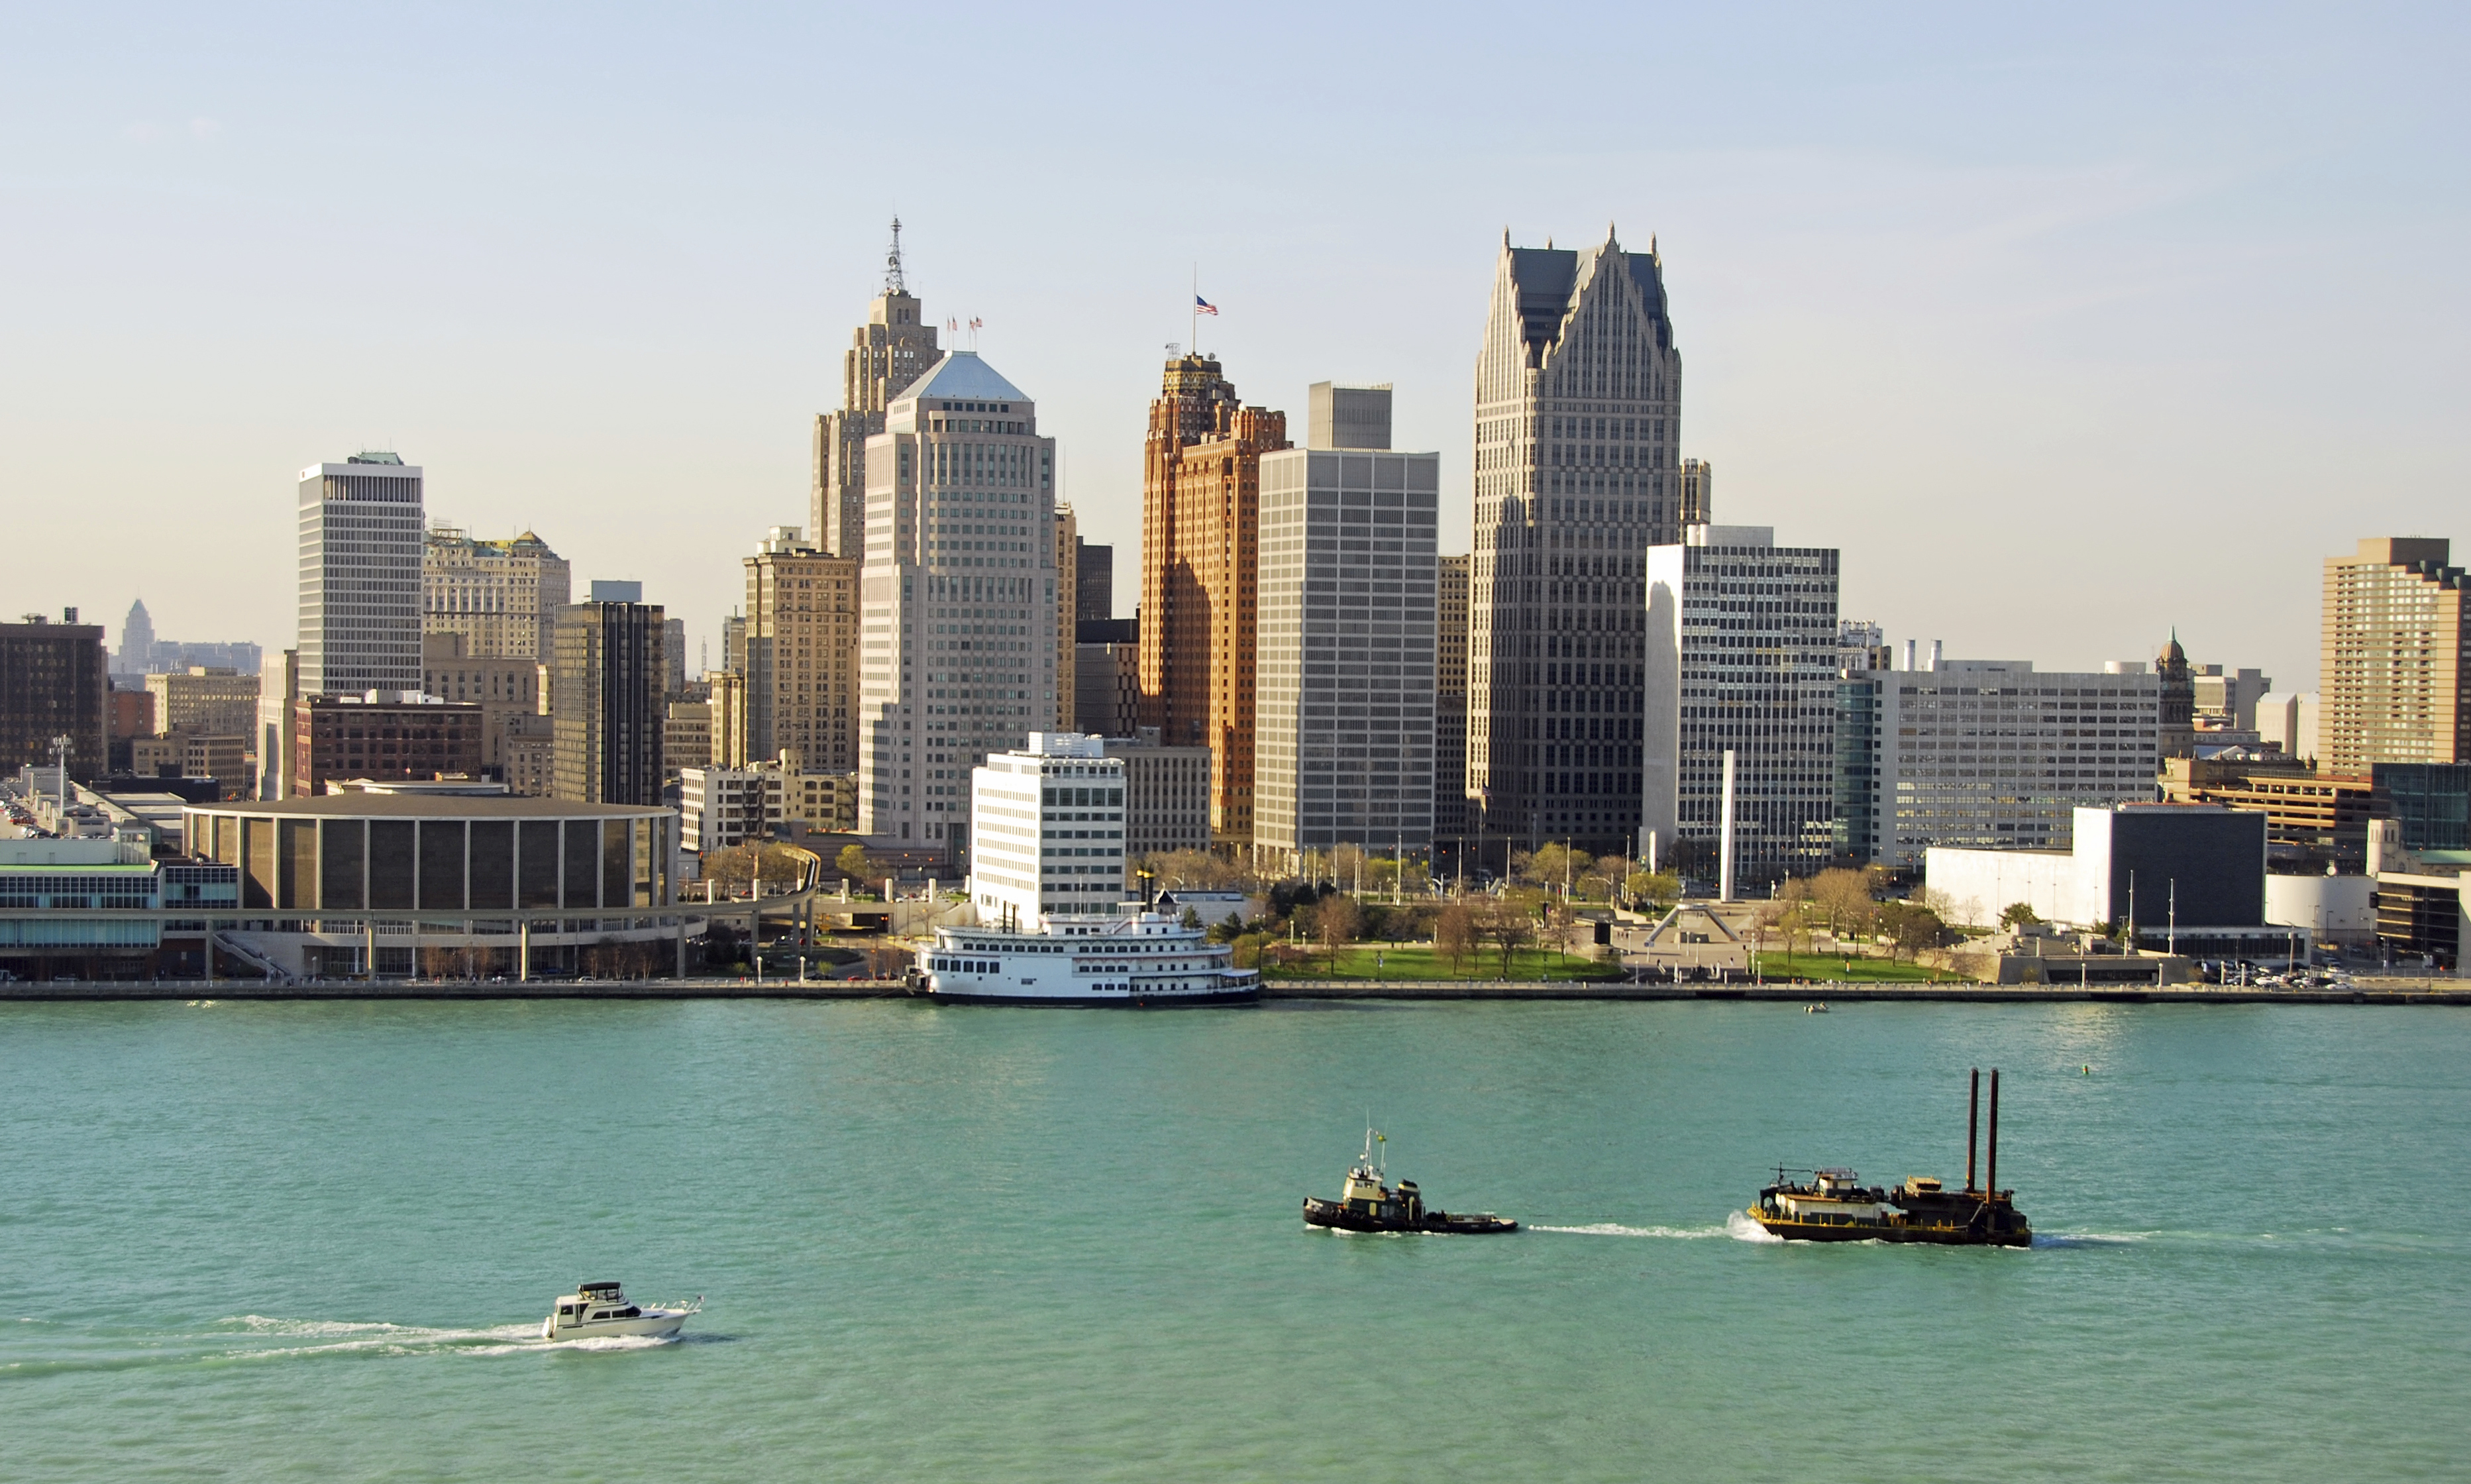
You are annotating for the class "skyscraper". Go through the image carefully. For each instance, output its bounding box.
[299,452,424,698]
[1253,397,1440,873]
[741,526,859,772]
[1,611,108,781]
[855,351,1060,858]
[1136,354,1290,849]
[1052,503,1078,728]
[2321,537,2468,772]
[1075,539,1114,623]
[1434,553,1472,852]
[812,221,941,561]
[116,599,156,676]
[1467,229,1683,855]
[423,525,572,661]
[1642,524,1840,890]
[551,596,666,806]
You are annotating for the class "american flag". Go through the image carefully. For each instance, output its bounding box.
[1194,295,1218,315]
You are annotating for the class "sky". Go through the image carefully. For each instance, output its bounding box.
[4,3,2465,692]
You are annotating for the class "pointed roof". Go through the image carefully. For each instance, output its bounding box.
[902,350,1029,405]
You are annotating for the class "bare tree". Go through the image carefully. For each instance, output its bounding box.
[1435,901,1475,975]
[1316,894,1362,975]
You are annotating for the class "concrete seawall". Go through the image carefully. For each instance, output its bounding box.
[2,978,2462,1005]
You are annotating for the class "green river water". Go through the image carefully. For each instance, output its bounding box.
[4,998,2464,1481]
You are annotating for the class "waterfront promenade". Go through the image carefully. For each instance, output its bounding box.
[3,977,2462,1004]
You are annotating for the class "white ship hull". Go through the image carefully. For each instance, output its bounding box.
[921,916,1260,1007]
[541,1310,690,1342]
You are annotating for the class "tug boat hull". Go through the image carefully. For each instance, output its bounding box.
[1750,1068,2031,1248]
[1302,1197,1516,1235]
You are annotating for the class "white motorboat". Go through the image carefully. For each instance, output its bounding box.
[540,1281,700,1342]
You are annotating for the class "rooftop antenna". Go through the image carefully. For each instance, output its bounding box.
[884,217,907,295]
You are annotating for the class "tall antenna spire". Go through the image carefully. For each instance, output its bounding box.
[884,216,907,295]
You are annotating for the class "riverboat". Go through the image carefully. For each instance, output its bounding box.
[918,912,1260,1006]
[1303,1129,1518,1235]
[540,1281,701,1342]
[1749,1068,2031,1246]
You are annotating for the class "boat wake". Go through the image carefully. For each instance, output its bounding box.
[221,1315,554,1358]
[1531,1222,1732,1240]
[1726,1210,1785,1244]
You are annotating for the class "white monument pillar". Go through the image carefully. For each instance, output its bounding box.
[1718,749,1737,903]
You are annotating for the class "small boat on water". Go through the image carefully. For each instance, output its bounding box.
[1303,1130,1517,1235]
[1748,1068,2031,1246]
[541,1281,701,1342]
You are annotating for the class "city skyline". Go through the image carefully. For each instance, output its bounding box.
[7,8,2464,695]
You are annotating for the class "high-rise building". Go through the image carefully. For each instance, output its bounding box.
[1102,729,1213,873]
[2321,537,2468,772]
[661,618,686,696]
[1136,354,1290,848]
[1434,553,1472,851]
[741,527,860,774]
[1643,524,1840,890]
[116,599,156,676]
[967,732,1125,930]
[1075,619,1140,738]
[855,351,1060,859]
[299,452,423,698]
[1679,459,1712,527]
[1,611,109,781]
[1075,539,1114,623]
[1253,403,1441,874]
[551,596,666,806]
[422,526,570,662]
[1468,229,1685,856]
[812,221,941,561]
[1838,654,2163,869]
[1053,504,1078,729]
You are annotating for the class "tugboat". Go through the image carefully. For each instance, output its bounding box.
[1302,1130,1518,1235]
[540,1281,702,1342]
[1749,1068,2031,1246]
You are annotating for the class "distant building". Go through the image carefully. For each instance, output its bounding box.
[299,453,423,698]
[662,618,686,696]
[1137,354,1291,849]
[501,713,556,798]
[1926,804,2268,947]
[422,525,571,661]
[2375,762,2471,853]
[1433,553,1471,850]
[812,221,940,560]
[291,695,485,796]
[741,527,859,774]
[1053,504,1078,729]
[146,666,259,741]
[782,764,859,835]
[663,701,712,772]
[679,765,784,853]
[1253,419,1440,874]
[2159,751,2378,873]
[1075,539,1113,623]
[2321,536,2468,772]
[1074,618,1139,739]
[1,611,109,781]
[1643,524,1839,888]
[421,633,546,776]
[2255,692,2320,761]
[2193,664,2272,731]
[1104,729,1212,874]
[115,599,157,676]
[551,597,666,806]
[856,350,1060,859]
[969,733,1125,930]
[1678,458,1712,527]
[256,649,299,798]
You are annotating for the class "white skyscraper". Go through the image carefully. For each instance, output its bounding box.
[1253,388,1441,873]
[297,453,424,698]
[855,352,1060,856]
[1467,228,1683,857]
[967,731,1126,930]
[1642,523,1841,890]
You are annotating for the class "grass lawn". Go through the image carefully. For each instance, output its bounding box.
[1742,951,1955,983]
[1259,943,1622,981]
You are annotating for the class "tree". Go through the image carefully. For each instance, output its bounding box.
[1999,901,2041,929]
[1435,901,1475,975]
[1810,867,1875,940]
[1316,894,1362,973]
[1479,896,1536,975]
[1180,906,1202,929]
[835,843,876,885]
[1231,932,1270,970]
[1208,911,1244,944]
[1627,870,1681,908]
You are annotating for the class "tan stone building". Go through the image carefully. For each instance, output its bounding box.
[423,526,570,661]
[742,527,859,775]
[2321,537,2468,772]
[1137,354,1290,849]
[811,221,939,560]
[501,713,555,797]
[146,666,258,740]
[664,700,713,771]
[421,633,546,774]
[2158,751,2381,873]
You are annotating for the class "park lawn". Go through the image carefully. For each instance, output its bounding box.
[1259,943,1622,981]
[1742,951,1954,983]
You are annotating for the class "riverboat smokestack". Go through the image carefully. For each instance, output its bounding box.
[1987,1068,2001,1196]
[1966,1067,1979,1192]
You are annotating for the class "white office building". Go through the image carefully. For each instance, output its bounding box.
[968,733,1126,931]
[679,765,785,855]
[299,453,424,698]
[855,353,1060,858]
[1253,390,1441,873]
[1851,656,2164,869]
[1643,523,1840,889]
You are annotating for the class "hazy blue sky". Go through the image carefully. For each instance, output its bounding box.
[4,3,2464,690]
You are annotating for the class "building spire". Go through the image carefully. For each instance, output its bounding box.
[884,217,907,295]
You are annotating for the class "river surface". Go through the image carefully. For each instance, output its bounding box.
[4,998,2466,1481]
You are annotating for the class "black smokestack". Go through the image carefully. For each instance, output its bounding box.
[1966,1067,1979,1192]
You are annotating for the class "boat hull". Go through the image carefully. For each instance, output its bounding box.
[1750,1212,2029,1247]
[1302,1198,1517,1235]
[540,1312,691,1342]
[925,986,1259,1007]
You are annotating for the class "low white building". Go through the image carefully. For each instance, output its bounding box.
[679,766,783,853]
[969,732,1125,930]
[1926,804,2266,941]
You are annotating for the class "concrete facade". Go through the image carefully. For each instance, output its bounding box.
[968,733,1125,931]
[298,454,423,698]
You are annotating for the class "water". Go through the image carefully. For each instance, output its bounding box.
[5,998,2466,1481]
